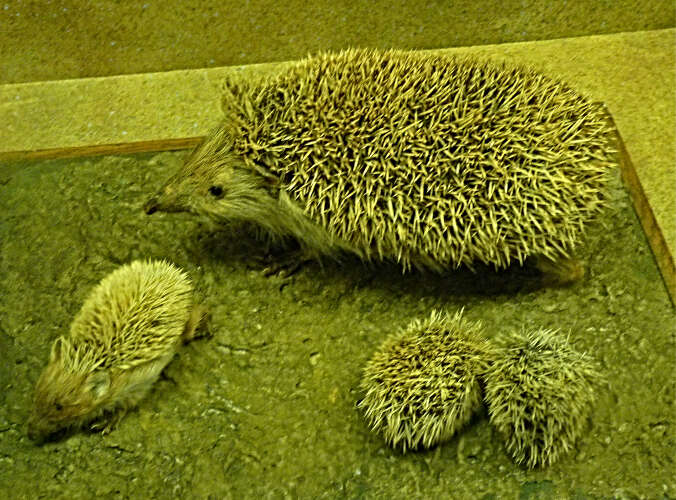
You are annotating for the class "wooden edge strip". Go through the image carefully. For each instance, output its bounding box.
[614,127,676,307]
[0,137,203,162]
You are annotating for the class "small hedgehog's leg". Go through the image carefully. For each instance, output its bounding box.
[182,304,210,343]
[91,408,128,435]
[533,255,585,286]
[102,409,127,435]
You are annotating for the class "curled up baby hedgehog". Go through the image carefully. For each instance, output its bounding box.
[145,48,617,282]
[358,310,494,451]
[483,328,602,468]
[27,260,206,442]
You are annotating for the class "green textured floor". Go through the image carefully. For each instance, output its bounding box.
[0,151,673,499]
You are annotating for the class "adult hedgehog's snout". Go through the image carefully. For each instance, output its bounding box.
[144,186,190,215]
[144,197,160,215]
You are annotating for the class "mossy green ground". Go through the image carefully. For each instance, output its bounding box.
[0,152,673,499]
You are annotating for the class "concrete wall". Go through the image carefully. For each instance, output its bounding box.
[1,0,674,84]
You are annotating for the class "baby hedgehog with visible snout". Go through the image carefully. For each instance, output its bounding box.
[146,48,617,281]
[28,260,206,441]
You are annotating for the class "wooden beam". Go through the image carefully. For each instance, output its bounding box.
[0,138,204,162]
[615,128,676,306]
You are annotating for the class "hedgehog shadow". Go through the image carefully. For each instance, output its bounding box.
[331,256,546,299]
[26,414,117,445]
[361,403,492,458]
[190,224,549,300]
[187,222,302,268]
[28,426,77,445]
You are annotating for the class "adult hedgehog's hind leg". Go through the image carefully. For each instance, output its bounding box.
[533,254,585,286]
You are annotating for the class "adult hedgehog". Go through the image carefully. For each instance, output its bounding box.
[145,49,617,280]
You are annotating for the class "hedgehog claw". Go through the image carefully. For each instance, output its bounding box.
[250,249,310,280]
[261,260,303,279]
[182,304,210,342]
[92,409,128,435]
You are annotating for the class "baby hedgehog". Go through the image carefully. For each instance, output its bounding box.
[358,310,493,451]
[27,260,205,441]
[483,328,601,468]
[146,48,616,281]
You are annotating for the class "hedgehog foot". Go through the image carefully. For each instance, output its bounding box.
[261,258,306,279]
[91,409,128,435]
[533,255,585,286]
[182,304,210,342]
[251,249,311,279]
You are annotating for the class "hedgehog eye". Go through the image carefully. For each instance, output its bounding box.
[208,185,225,198]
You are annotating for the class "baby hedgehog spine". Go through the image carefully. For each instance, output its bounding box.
[359,310,494,451]
[27,260,204,441]
[483,328,602,468]
[146,48,617,279]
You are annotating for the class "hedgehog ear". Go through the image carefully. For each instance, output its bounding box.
[86,371,111,400]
